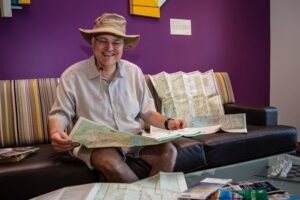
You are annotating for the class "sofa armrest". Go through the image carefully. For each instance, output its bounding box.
[224,103,278,126]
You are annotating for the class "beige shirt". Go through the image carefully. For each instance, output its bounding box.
[49,56,156,134]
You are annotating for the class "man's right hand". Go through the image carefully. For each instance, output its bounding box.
[50,131,79,152]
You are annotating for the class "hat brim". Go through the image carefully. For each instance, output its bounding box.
[79,28,140,49]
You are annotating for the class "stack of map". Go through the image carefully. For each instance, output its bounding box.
[0,146,39,163]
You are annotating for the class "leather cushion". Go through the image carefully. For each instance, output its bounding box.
[191,125,297,168]
[0,144,98,199]
[172,137,207,172]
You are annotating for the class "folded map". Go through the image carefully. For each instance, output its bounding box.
[69,117,205,148]
[189,113,247,133]
[150,113,247,134]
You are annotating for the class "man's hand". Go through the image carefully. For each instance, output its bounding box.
[168,119,187,130]
[50,131,79,152]
[144,112,187,131]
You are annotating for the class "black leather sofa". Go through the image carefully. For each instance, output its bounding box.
[0,75,297,200]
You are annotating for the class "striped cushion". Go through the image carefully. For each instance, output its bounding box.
[0,79,59,148]
[214,72,235,104]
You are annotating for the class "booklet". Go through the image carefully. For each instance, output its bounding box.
[211,189,268,200]
[220,180,284,195]
[0,146,39,163]
[69,117,205,148]
[179,178,232,199]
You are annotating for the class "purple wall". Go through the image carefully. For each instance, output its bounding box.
[0,0,270,105]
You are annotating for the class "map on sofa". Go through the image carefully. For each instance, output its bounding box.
[149,69,224,123]
[150,113,247,134]
[149,70,247,133]
[69,117,205,148]
[189,113,247,133]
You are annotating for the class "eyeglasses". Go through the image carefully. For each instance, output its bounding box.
[94,37,124,49]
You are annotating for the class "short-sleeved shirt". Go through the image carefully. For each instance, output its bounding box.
[48,56,156,134]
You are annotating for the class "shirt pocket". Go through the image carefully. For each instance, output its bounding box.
[117,90,140,120]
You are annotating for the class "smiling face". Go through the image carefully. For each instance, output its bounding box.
[92,34,124,70]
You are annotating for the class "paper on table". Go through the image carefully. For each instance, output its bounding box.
[180,178,232,199]
[31,183,99,200]
[31,172,188,200]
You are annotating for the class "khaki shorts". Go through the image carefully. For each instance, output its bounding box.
[70,145,144,170]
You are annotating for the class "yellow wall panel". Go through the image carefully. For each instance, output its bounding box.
[130,5,160,18]
[131,0,158,7]
[20,0,31,5]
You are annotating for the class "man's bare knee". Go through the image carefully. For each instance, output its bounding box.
[91,149,123,173]
[139,143,178,176]
[140,143,177,167]
[91,148,138,182]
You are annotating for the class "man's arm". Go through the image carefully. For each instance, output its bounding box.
[48,118,79,152]
[144,112,187,130]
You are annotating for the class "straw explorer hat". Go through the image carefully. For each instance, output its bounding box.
[79,13,140,49]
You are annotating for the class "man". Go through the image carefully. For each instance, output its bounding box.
[48,13,186,183]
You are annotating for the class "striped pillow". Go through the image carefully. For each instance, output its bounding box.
[0,79,59,148]
[214,72,235,104]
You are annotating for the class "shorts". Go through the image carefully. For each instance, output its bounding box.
[70,145,145,170]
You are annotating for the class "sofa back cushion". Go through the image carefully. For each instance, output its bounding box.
[214,72,235,104]
[0,72,234,148]
[0,79,59,147]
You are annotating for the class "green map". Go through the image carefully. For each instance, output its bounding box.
[149,70,224,123]
[149,70,247,133]
[189,113,247,133]
[32,172,188,200]
[69,117,204,148]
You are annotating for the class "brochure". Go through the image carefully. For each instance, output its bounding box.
[0,146,39,163]
[179,178,232,199]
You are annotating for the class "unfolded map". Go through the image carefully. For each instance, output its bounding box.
[32,172,188,200]
[69,117,205,148]
[149,69,224,122]
[149,70,247,133]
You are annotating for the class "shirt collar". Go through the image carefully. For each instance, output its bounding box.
[86,56,100,80]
